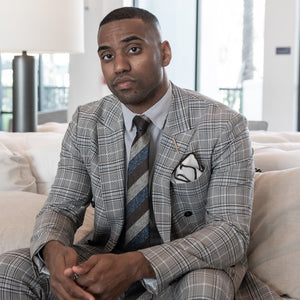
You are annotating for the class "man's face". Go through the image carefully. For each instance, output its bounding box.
[97,18,171,113]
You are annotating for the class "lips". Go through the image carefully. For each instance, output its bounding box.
[113,76,135,90]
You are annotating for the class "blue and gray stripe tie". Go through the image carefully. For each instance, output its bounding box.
[124,115,151,252]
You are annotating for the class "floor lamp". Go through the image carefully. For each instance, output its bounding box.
[0,0,84,132]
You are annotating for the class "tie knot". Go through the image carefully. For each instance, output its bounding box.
[133,115,151,132]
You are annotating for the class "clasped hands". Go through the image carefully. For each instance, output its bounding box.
[43,241,155,300]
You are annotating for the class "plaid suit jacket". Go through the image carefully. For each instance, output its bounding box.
[31,83,254,295]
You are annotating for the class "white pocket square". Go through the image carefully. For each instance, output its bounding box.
[171,153,204,183]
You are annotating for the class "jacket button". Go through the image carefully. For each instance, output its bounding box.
[184,211,193,217]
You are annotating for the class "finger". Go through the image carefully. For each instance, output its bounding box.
[51,254,88,299]
[70,283,95,300]
[64,267,75,278]
[72,255,98,275]
[52,276,95,300]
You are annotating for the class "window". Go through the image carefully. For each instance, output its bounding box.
[38,54,70,111]
[132,0,265,119]
[199,0,265,117]
[0,54,13,131]
[0,53,69,131]
[133,0,198,90]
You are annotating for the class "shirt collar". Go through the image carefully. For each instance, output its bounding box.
[122,84,172,132]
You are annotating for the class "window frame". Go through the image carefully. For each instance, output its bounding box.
[0,53,69,131]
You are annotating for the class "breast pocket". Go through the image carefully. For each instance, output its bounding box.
[170,169,210,238]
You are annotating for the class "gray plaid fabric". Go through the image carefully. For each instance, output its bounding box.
[0,249,280,299]
[0,248,235,299]
[0,248,54,300]
[0,83,282,299]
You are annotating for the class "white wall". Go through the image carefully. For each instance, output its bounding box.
[68,0,122,120]
[262,0,299,131]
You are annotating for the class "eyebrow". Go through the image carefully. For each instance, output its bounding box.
[121,35,142,43]
[97,35,143,53]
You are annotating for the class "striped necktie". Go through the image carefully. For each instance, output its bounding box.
[124,115,151,252]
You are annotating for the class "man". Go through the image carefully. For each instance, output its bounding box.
[0,7,276,300]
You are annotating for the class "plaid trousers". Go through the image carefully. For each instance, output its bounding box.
[0,248,236,300]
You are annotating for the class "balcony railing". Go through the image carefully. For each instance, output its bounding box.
[0,86,68,131]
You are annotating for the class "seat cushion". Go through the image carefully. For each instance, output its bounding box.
[0,191,94,255]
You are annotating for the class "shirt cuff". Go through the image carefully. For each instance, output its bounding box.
[32,251,50,276]
[142,278,158,294]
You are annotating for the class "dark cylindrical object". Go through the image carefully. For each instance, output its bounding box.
[12,51,37,132]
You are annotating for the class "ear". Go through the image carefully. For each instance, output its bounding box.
[160,40,172,67]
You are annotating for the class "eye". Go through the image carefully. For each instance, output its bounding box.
[101,53,114,61]
[129,46,141,54]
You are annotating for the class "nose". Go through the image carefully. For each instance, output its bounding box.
[114,53,130,74]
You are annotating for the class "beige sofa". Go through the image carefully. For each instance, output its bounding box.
[0,122,94,255]
[0,123,299,299]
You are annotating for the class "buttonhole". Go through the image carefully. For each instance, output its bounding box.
[184,211,193,217]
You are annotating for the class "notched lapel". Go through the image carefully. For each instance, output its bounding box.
[152,129,196,242]
[96,110,126,250]
[151,84,200,242]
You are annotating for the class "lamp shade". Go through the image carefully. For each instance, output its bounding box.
[0,0,84,53]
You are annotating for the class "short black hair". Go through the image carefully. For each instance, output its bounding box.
[99,7,160,29]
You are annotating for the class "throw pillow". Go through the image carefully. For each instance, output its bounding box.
[0,142,36,193]
[0,132,64,195]
[248,168,300,298]
[24,135,62,195]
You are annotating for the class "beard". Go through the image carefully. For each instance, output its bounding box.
[108,77,162,109]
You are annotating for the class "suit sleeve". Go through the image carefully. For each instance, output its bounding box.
[30,107,92,260]
[139,112,254,294]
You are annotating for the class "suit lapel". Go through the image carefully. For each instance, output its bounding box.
[152,84,196,242]
[96,98,126,250]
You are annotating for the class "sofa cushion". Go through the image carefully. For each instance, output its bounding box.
[252,142,300,172]
[0,191,94,255]
[0,142,36,193]
[0,191,46,254]
[248,168,300,299]
[250,131,300,143]
[37,122,68,134]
